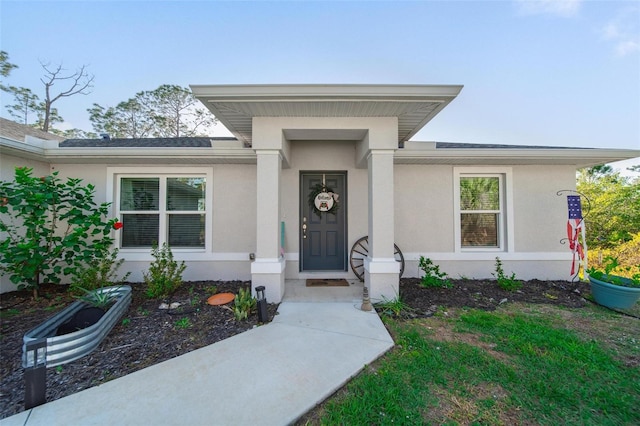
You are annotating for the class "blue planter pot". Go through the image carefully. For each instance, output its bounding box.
[589,275,640,309]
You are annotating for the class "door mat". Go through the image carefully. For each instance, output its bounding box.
[306,279,349,287]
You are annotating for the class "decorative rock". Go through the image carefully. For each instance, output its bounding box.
[169,302,181,309]
[158,303,169,310]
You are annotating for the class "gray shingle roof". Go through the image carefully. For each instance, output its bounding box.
[435,142,590,150]
[59,137,237,148]
[0,117,64,142]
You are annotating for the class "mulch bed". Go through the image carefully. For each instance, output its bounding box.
[0,278,589,419]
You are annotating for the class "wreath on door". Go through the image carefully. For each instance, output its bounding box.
[308,183,340,217]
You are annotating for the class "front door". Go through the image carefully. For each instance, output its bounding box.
[300,172,347,271]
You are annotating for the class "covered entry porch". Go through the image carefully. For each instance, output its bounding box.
[192,84,463,302]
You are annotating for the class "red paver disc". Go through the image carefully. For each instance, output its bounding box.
[207,293,235,306]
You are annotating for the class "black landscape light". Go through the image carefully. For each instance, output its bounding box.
[255,286,268,323]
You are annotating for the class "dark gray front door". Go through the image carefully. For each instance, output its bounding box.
[301,173,346,271]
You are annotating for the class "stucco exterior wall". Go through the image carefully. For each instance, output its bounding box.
[395,165,455,253]
[395,164,575,280]
[0,153,583,293]
[1,154,51,181]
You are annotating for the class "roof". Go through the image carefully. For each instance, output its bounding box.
[0,117,64,142]
[434,142,590,150]
[190,84,464,146]
[59,137,236,148]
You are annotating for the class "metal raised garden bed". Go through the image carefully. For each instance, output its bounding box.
[22,285,132,368]
[21,285,131,409]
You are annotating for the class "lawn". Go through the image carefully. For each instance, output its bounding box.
[300,302,640,425]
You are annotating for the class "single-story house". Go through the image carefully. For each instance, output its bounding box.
[1,85,639,302]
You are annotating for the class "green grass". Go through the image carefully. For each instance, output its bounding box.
[309,307,640,425]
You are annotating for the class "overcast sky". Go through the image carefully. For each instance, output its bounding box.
[1,0,638,169]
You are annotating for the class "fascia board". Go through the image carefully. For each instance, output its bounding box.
[42,148,257,163]
[0,137,46,160]
[190,84,464,100]
[395,148,640,167]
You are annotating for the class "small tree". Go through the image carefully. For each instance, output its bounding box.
[0,167,117,298]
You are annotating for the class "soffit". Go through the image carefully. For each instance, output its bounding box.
[191,84,463,146]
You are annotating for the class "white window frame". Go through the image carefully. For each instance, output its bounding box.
[453,167,514,253]
[107,167,213,254]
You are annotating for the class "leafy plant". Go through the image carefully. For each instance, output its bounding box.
[188,285,201,306]
[0,167,118,298]
[233,287,256,321]
[418,256,453,288]
[493,257,522,291]
[75,286,118,310]
[143,243,186,299]
[69,248,130,296]
[587,256,640,288]
[174,317,191,329]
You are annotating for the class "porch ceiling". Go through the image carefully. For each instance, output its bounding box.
[190,84,463,146]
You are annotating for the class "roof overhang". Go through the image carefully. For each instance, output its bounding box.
[396,142,640,168]
[190,84,464,146]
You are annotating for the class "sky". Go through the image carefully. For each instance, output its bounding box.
[1,0,639,172]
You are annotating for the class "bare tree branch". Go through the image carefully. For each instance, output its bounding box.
[38,61,94,131]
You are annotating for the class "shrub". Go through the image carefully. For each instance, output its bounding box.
[0,167,117,298]
[493,257,522,291]
[418,256,452,288]
[143,243,186,299]
[587,232,640,280]
[233,287,256,321]
[69,248,130,296]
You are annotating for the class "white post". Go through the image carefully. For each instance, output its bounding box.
[251,150,285,303]
[364,149,399,301]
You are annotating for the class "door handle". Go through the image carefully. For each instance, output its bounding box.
[302,216,307,239]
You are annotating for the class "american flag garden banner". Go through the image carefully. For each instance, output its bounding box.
[566,195,587,277]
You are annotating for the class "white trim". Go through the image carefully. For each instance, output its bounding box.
[364,258,401,274]
[116,252,251,262]
[107,167,213,252]
[454,167,514,253]
[251,258,286,274]
[402,251,571,261]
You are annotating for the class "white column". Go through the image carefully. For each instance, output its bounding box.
[251,150,285,303]
[364,149,399,301]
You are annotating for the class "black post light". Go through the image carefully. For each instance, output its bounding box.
[24,338,47,409]
[255,286,268,323]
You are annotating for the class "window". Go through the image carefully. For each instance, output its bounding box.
[454,168,513,252]
[117,175,207,249]
[460,176,501,247]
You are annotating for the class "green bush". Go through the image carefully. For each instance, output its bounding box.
[69,248,130,296]
[418,256,452,288]
[493,257,522,291]
[143,243,186,299]
[0,167,117,298]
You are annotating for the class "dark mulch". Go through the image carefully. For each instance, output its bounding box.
[0,277,589,419]
[0,281,277,419]
[399,278,589,317]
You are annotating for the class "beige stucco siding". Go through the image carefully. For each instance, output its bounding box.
[51,164,109,203]
[212,164,256,253]
[1,154,51,181]
[394,164,574,280]
[394,164,455,253]
[512,165,576,252]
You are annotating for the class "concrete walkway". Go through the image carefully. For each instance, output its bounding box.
[3,281,394,426]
